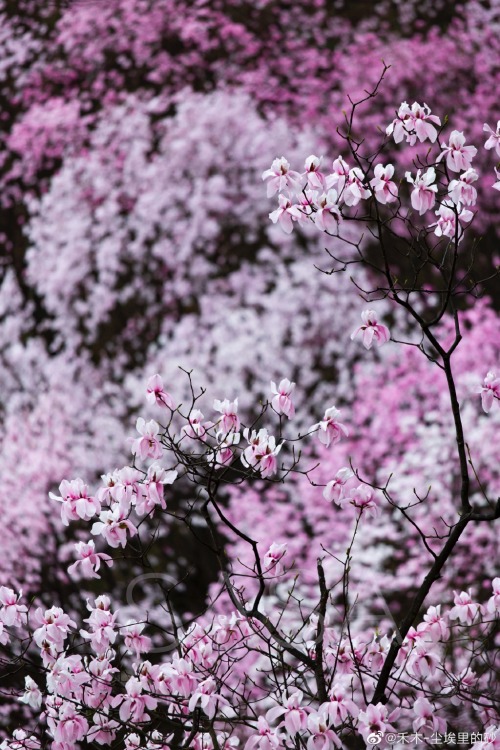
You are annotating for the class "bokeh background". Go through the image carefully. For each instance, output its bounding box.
[0,0,499,671]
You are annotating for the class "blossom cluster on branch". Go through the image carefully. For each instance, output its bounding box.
[264,103,499,242]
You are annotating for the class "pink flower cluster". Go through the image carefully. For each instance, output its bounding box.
[476,371,500,414]
[1,568,499,748]
[350,310,390,349]
[268,103,500,249]
[311,406,348,447]
[386,101,441,145]
[264,153,390,234]
[241,428,284,478]
[270,378,295,418]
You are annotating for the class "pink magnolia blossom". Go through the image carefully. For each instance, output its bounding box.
[151,665,173,697]
[146,374,175,410]
[52,703,89,744]
[245,717,283,750]
[86,654,117,708]
[448,168,479,206]
[411,102,441,143]
[213,397,240,433]
[303,155,329,192]
[306,710,342,750]
[405,167,438,214]
[96,470,121,507]
[0,622,9,646]
[406,643,440,678]
[0,587,27,627]
[343,167,370,206]
[163,656,198,697]
[438,130,477,173]
[262,542,287,575]
[80,597,118,655]
[188,676,228,719]
[347,485,379,517]
[386,101,413,143]
[269,193,301,234]
[262,157,302,197]
[49,478,100,526]
[214,430,241,467]
[254,439,283,478]
[220,735,242,750]
[412,697,447,734]
[366,634,391,673]
[322,467,353,505]
[242,427,269,465]
[370,163,398,204]
[431,200,473,241]
[449,589,483,625]
[46,653,90,698]
[386,101,440,145]
[476,371,500,413]
[487,577,500,614]
[311,406,348,447]
[0,730,40,750]
[68,540,113,580]
[123,621,152,658]
[124,735,142,750]
[241,428,284,478]
[266,690,308,736]
[350,309,390,349]
[471,726,500,750]
[182,624,215,668]
[494,168,500,192]
[131,418,163,460]
[148,730,171,750]
[270,378,295,418]
[325,638,355,675]
[483,121,500,157]
[18,676,42,710]
[33,606,76,651]
[327,156,350,194]
[4,19,500,739]
[114,676,158,723]
[357,703,398,743]
[87,711,120,746]
[314,190,341,232]
[91,505,138,548]
[136,464,177,515]
[320,683,359,723]
[181,409,212,441]
[44,695,66,724]
[441,667,477,707]
[134,659,160,690]
[108,466,143,511]
[395,627,422,666]
[211,612,252,648]
[418,604,449,642]
[292,190,317,225]
[38,639,60,667]
[147,731,172,750]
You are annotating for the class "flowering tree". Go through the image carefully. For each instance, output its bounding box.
[1,71,499,750]
[3,0,500,604]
